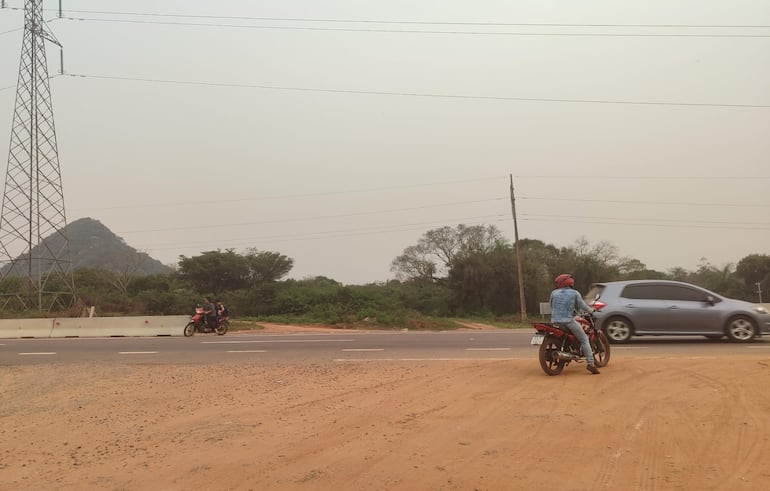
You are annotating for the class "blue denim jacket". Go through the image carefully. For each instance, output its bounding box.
[550,287,591,323]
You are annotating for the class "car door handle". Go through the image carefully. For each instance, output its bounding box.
[624,304,635,308]
[669,306,679,309]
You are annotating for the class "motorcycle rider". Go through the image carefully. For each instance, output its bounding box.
[550,274,600,375]
[202,297,217,331]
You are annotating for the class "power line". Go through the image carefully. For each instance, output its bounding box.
[69,176,507,212]
[119,200,769,239]
[520,212,770,227]
[132,214,509,251]
[520,197,770,207]
[52,16,770,38]
[0,16,60,36]
[514,175,770,180]
[36,8,770,29]
[520,216,770,231]
[64,73,770,109]
[133,209,770,253]
[120,197,509,234]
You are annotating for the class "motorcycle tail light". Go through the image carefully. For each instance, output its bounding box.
[592,300,607,311]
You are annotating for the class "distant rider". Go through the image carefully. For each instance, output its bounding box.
[550,274,599,375]
[202,297,217,331]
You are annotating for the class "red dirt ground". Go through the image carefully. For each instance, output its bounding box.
[2,325,769,490]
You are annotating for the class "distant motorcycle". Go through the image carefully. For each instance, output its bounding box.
[184,307,228,337]
[531,304,610,376]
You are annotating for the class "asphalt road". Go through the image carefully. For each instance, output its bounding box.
[2,330,770,366]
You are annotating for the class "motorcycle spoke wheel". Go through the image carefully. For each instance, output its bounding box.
[216,320,229,336]
[592,331,611,367]
[539,339,565,376]
[183,322,195,337]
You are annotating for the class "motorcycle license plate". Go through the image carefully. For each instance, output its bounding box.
[530,333,545,345]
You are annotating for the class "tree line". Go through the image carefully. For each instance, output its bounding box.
[3,224,767,323]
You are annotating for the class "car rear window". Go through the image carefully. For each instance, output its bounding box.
[585,284,605,301]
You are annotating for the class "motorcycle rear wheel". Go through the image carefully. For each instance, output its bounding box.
[183,322,195,337]
[215,320,229,336]
[539,338,566,376]
[592,331,611,367]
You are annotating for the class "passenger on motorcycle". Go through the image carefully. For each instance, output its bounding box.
[550,274,600,375]
[215,299,229,322]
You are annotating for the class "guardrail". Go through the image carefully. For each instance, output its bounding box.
[0,315,189,339]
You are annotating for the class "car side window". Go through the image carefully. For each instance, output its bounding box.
[620,284,708,301]
[665,286,708,302]
[620,284,660,300]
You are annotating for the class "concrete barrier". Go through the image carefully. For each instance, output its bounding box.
[50,315,190,338]
[0,318,55,339]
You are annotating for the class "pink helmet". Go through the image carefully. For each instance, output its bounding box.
[554,273,574,288]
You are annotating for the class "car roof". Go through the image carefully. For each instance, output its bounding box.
[591,280,708,288]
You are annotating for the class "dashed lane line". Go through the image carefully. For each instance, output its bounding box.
[227,350,267,353]
[119,351,159,355]
[465,347,511,351]
[202,339,355,344]
[342,348,385,352]
[18,352,56,356]
[334,357,522,362]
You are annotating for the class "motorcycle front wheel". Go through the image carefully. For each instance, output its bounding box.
[592,331,611,367]
[183,322,195,337]
[539,338,566,376]
[215,320,229,336]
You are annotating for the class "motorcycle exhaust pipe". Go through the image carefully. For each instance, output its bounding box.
[553,350,579,361]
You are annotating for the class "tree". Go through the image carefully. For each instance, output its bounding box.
[391,224,505,281]
[735,254,770,300]
[243,249,294,285]
[178,249,249,294]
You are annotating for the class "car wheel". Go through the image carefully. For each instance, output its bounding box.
[603,317,634,343]
[725,316,757,343]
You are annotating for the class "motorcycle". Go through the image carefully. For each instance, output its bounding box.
[183,307,229,337]
[531,304,610,376]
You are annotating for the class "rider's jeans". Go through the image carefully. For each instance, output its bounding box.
[563,319,595,366]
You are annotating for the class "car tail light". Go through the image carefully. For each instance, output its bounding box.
[592,300,607,312]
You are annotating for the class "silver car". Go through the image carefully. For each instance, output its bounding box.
[585,280,770,343]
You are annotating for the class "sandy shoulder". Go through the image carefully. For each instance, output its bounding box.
[2,356,770,490]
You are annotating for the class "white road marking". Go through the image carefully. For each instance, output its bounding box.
[465,347,511,351]
[119,351,158,355]
[202,339,354,344]
[334,357,522,362]
[18,352,56,355]
[342,348,384,352]
[227,350,267,353]
[747,346,770,349]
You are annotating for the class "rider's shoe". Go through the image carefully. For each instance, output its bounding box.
[586,364,600,375]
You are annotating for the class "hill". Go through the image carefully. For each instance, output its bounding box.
[1,217,171,276]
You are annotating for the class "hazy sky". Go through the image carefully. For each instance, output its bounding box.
[1,1,768,284]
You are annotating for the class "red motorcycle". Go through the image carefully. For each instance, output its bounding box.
[184,307,228,337]
[531,302,610,376]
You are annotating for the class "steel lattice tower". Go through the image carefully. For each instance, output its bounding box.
[0,0,75,312]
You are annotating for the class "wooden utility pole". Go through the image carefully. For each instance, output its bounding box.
[509,174,527,321]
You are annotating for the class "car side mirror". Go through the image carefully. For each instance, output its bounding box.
[705,295,715,306]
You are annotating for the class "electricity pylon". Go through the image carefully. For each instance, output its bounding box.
[0,0,75,312]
